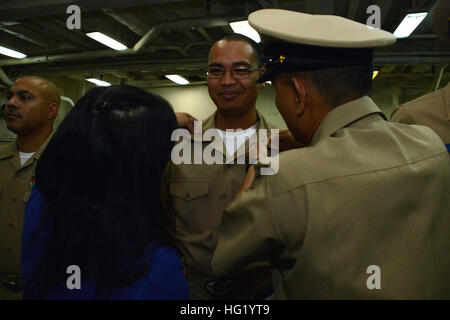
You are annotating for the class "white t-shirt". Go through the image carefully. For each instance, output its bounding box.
[217,123,258,157]
[19,152,35,166]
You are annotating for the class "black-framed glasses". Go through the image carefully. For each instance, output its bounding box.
[206,66,256,79]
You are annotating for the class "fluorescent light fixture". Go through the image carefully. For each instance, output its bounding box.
[265,81,272,85]
[0,45,27,59]
[393,12,427,38]
[165,74,189,85]
[229,20,261,43]
[372,71,379,79]
[86,78,111,86]
[86,32,127,51]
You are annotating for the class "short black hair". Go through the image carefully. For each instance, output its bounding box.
[303,64,373,107]
[218,33,263,68]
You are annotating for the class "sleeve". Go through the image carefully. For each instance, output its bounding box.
[21,187,47,285]
[211,174,284,277]
[390,105,413,124]
[146,247,190,300]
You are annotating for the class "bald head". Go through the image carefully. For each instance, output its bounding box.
[5,75,60,136]
[17,76,61,106]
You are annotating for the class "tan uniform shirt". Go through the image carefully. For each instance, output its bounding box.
[212,96,450,299]
[391,82,450,148]
[162,111,277,299]
[0,134,52,299]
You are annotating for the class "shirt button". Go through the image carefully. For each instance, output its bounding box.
[186,192,190,199]
[222,193,227,199]
[8,248,13,253]
[9,223,15,228]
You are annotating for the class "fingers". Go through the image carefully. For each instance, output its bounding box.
[175,112,197,133]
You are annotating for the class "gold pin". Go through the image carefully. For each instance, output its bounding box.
[279,55,286,63]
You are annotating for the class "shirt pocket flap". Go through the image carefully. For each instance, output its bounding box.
[170,182,208,200]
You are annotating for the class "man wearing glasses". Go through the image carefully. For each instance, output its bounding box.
[161,33,276,299]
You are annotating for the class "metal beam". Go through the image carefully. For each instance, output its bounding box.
[0,0,190,21]
[101,8,150,37]
[31,20,99,50]
[347,0,359,20]
[372,0,394,28]
[0,23,60,48]
[430,65,447,91]
[4,59,208,77]
[306,0,335,14]
[0,25,46,47]
[196,27,213,43]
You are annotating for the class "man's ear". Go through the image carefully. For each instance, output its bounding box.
[290,77,307,117]
[48,103,59,120]
[257,66,266,89]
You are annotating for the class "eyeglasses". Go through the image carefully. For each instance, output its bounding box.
[207,66,256,79]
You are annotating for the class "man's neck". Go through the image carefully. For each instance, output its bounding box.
[16,127,52,153]
[215,109,258,131]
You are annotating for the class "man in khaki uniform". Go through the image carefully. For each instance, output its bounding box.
[0,76,60,299]
[161,33,278,299]
[391,81,450,153]
[212,10,450,299]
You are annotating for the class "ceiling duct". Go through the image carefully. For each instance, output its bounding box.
[0,17,230,67]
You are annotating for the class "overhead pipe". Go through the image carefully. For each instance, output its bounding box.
[0,17,231,67]
[132,17,229,52]
[0,67,13,85]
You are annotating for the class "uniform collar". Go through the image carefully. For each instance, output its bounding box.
[190,109,275,163]
[201,109,272,132]
[0,131,54,167]
[311,96,387,145]
[0,141,17,160]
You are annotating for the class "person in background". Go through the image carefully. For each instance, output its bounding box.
[391,81,450,153]
[212,9,450,299]
[21,85,189,299]
[0,76,60,299]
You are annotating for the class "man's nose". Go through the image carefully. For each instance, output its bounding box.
[6,97,17,111]
[220,70,237,86]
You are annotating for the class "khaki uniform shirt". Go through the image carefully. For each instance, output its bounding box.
[391,82,450,150]
[162,111,277,299]
[212,96,450,299]
[0,134,53,299]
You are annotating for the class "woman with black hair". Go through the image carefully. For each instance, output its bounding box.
[21,85,189,299]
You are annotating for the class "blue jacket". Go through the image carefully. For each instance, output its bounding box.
[21,187,189,300]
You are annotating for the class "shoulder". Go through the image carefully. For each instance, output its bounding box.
[390,105,413,123]
[144,244,189,299]
[257,112,279,130]
[0,141,16,160]
[392,89,446,122]
[403,88,445,108]
[264,121,447,196]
